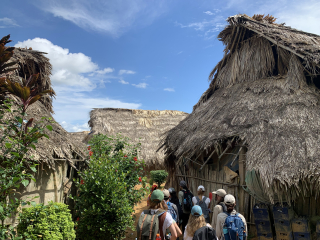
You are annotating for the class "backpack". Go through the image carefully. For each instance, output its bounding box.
[137,210,167,240]
[223,213,246,240]
[167,202,178,222]
[193,226,217,240]
[195,196,210,219]
[183,189,194,212]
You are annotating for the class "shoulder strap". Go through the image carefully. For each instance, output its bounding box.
[159,212,167,239]
[196,196,200,204]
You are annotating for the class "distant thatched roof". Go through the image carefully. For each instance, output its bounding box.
[89,108,188,167]
[11,48,55,113]
[161,14,320,203]
[69,131,89,144]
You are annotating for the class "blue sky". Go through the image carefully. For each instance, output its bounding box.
[1,0,319,132]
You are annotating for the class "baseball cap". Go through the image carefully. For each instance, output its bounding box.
[197,185,205,191]
[224,194,236,205]
[168,188,176,193]
[180,180,187,187]
[151,189,164,202]
[191,205,203,216]
[163,189,170,199]
[212,189,227,197]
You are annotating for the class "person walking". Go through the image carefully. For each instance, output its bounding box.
[137,189,182,240]
[168,187,183,224]
[211,189,227,230]
[183,206,216,240]
[216,194,247,240]
[178,180,193,234]
[192,185,211,223]
[163,189,179,224]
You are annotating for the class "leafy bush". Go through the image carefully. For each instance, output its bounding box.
[72,134,147,239]
[150,170,168,187]
[17,201,75,240]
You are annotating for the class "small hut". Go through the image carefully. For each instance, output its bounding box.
[1,47,87,224]
[69,131,90,144]
[88,108,188,169]
[160,14,320,238]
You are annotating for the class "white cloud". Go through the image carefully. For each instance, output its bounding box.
[177,51,183,55]
[35,0,168,37]
[95,67,114,75]
[132,83,148,89]
[119,79,129,84]
[176,15,225,34]
[204,11,214,16]
[55,93,141,131]
[119,69,136,75]
[14,38,100,91]
[164,88,175,92]
[0,18,19,28]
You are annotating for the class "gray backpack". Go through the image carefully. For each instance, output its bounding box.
[196,196,210,219]
[137,210,166,240]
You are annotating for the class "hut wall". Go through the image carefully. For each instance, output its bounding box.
[5,160,74,225]
[173,156,257,233]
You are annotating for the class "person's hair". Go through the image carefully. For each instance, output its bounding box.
[186,214,207,237]
[149,200,168,211]
[226,204,235,213]
[197,190,205,199]
[170,191,179,206]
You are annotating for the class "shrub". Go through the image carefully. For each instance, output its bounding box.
[150,170,168,187]
[73,134,147,239]
[17,201,75,240]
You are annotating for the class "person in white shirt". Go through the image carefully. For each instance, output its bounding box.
[184,205,213,240]
[216,194,247,240]
[140,189,182,240]
[192,185,211,223]
[211,189,227,231]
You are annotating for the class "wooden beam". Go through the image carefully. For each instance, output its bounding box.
[175,174,239,187]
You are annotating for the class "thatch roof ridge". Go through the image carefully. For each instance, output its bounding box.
[11,48,55,113]
[88,108,188,167]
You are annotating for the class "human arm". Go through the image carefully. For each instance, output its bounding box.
[211,206,219,230]
[192,196,197,206]
[216,214,223,240]
[178,191,183,206]
[168,222,181,240]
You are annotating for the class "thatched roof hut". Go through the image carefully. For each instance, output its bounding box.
[88,108,188,168]
[160,14,320,205]
[69,131,90,144]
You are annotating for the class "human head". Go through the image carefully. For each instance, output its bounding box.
[197,185,205,196]
[186,207,207,237]
[150,184,157,193]
[179,180,187,190]
[224,194,236,213]
[149,189,167,210]
[163,189,170,202]
[191,205,203,216]
[213,189,227,203]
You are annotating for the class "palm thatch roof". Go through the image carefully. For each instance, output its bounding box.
[88,108,188,167]
[69,131,89,144]
[11,48,55,113]
[1,47,86,168]
[160,14,320,203]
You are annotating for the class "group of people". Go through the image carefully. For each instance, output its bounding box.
[137,181,247,240]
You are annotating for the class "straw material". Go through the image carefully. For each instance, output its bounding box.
[88,108,188,167]
[161,14,320,202]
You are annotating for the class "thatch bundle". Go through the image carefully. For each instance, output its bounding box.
[160,14,320,203]
[88,108,188,168]
[69,131,90,144]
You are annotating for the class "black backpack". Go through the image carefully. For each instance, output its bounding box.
[183,189,194,212]
[193,226,217,240]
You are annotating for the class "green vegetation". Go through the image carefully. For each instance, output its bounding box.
[17,202,75,240]
[150,170,168,188]
[72,134,147,240]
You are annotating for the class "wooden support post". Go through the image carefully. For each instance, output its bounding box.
[238,148,246,216]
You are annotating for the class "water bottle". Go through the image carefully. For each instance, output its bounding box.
[156,233,161,240]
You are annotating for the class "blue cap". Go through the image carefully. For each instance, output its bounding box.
[191,205,203,216]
